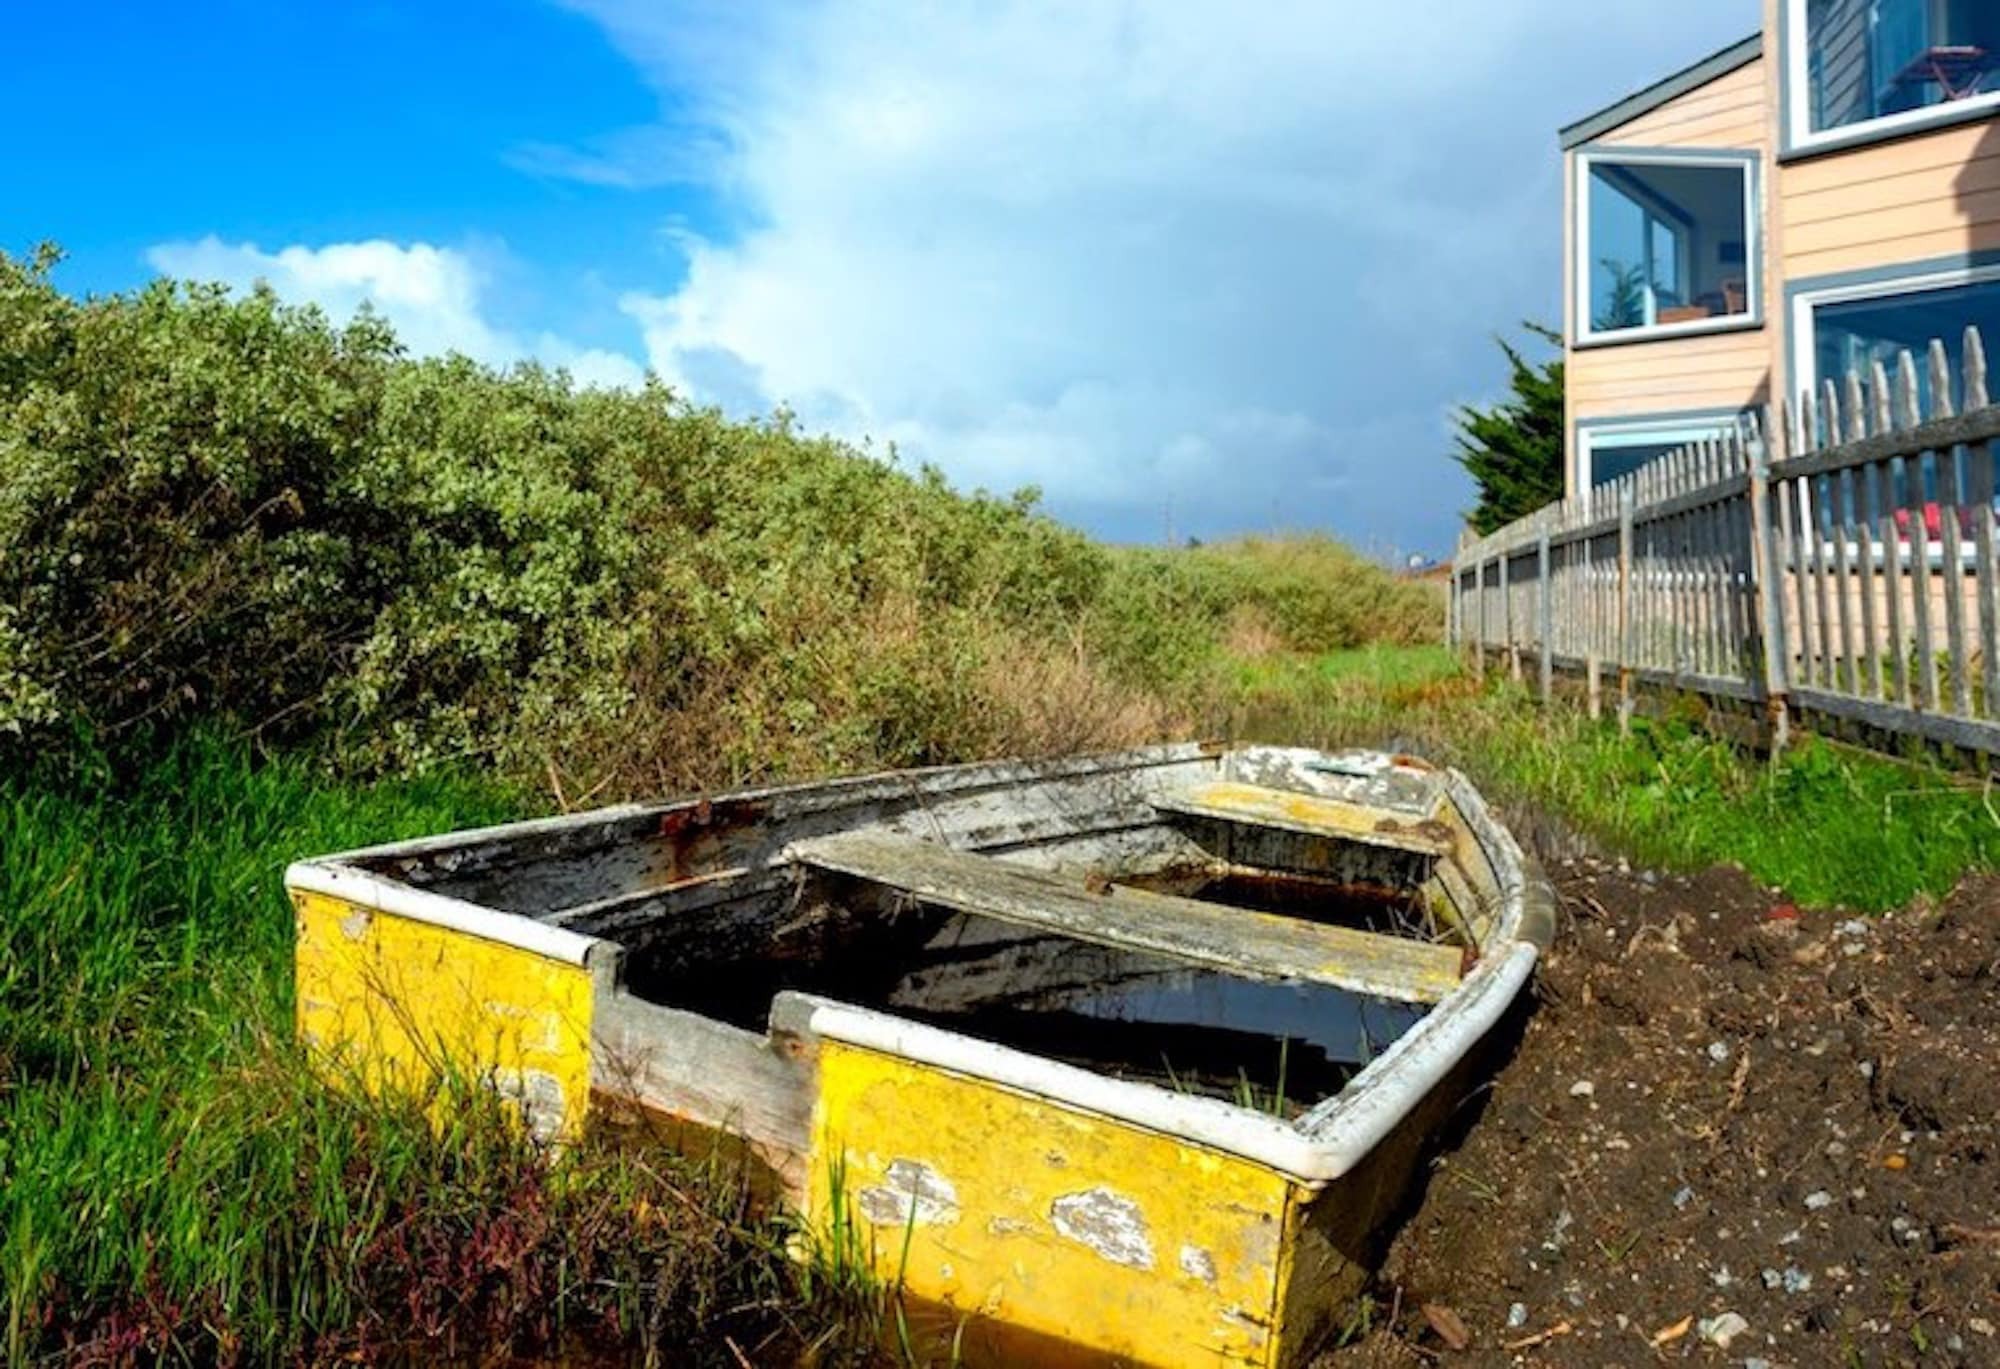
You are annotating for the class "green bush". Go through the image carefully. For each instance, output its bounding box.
[0,246,1432,792]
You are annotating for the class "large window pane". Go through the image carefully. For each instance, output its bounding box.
[1584,160,1751,338]
[1584,424,1738,487]
[1806,0,2000,135]
[1812,277,2000,413]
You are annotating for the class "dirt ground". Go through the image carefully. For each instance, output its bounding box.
[1322,853,2000,1367]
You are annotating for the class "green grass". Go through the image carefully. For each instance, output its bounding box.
[1233,657,2000,912]
[15,646,2000,1362]
[0,737,873,1366]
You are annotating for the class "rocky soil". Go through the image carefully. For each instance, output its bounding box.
[1323,859,2000,1367]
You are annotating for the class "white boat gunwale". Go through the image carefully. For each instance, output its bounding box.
[285,744,1555,1184]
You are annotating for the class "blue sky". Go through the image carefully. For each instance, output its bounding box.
[6,1,1753,555]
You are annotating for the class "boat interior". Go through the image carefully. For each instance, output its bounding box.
[343,746,1506,1115]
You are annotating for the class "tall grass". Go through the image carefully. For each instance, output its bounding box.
[0,738,878,1366]
[1236,651,2000,911]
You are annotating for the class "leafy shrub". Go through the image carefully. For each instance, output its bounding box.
[0,246,1432,793]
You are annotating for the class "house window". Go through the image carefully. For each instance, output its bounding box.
[1579,417,1743,489]
[1795,0,2000,146]
[1576,153,1757,344]
[1795,267,2000,417]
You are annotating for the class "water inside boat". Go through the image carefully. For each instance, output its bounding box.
[620,881,1434,1118]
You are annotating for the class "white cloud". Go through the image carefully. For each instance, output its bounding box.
[145,236,647,390]
[556,0,1751,551]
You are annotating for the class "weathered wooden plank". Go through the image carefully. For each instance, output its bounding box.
[1151,781,1454,858]
[1968,439,2000,718]
[1904,454,1940,711]
[593,992,813,1195]
[1537,532,1553,701]
[793,830,1463,1006]
[1941,449,1972,717]
[1792,685,2000,756]
[1770,405,2000,483]
[1618,487,1635,731]
[1749,409,1790,706]
[1874,459,1910,705]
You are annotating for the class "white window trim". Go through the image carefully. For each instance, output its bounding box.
[1785,0,2000,154]
[1572,150,1761,347]
[1578,416,1742,491]
[1789,259,2000,402]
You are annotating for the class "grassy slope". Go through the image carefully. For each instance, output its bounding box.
[0,741,891,1366]
[1237,648,2000,911]
[11,651,2000,1362]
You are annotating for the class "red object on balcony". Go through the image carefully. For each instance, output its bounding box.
[1889,502,1980,542]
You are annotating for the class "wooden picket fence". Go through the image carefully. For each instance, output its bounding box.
[1449,326,2000,756]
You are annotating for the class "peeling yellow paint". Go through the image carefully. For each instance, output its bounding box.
[808,1040,1309,1367]
[291,888,594,1141]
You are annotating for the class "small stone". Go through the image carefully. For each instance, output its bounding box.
[1837,918,1869,938]
[1707,1040,1732,1064]
[1674,1185,1695,1210]
[1804,1190,1833,1211]
[1698,1311,1750,1349]
[1709,1265,1734,1288]
[1421,1302,1469,1352]
[1507,1302,1529,1329]
[1744,1359,1773,1369]
[1779,1228,1802,1245]
[1782,1267,1813,1294]
[1971,1318,1996,1337]
[1762,1268,1783,1289]
[1569,1079,1595,1099]
[1859,1060,1875,1079]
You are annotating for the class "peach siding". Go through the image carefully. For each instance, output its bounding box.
[1595,58,1770,151]
[1569,332,1773,422]
[1779,121,2000,281]
[1565,54,1775,495]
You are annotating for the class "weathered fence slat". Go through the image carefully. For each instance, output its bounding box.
[1446,323,2000,756]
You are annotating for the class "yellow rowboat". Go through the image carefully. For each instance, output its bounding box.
[287,744,1554,1366]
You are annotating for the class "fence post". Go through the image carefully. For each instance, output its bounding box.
[1450,562,1461,652]
[1537,531,1553,702]
[1747,409,1791,749]
[1473,558,1488,679]
[1618,487,1635,735]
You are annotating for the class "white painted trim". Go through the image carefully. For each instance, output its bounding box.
[1784,0,2000,155]
[1790,260,2000,402]
[285,860,608,966]
[1578,415,1743,491]
[304,804,655,866]
[790,994,1343,1179]
[1298,942,1538,1164]
[1573,149,1760,346]
[789,937,1539,1184]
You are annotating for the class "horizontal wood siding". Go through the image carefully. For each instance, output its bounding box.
[1569,331,1773,421]
[1596,58,1769,151]
[1566,54,1773,494]
[1781,120,2000,281]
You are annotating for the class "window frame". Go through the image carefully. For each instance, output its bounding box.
[1788,258,2000,402]
[1576,413,1748,492]
[1783,0,2000,158]
[1571,147,1763,349]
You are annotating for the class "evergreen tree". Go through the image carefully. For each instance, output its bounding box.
[1452,325,1565,536]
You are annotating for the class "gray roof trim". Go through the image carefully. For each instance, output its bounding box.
[1559,34,1763,151]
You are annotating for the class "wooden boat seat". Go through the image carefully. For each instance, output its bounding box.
[1149,781,1455,858]
[792,829,1462,1006]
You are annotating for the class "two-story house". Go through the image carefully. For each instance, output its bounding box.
[1562,0,2000,495]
